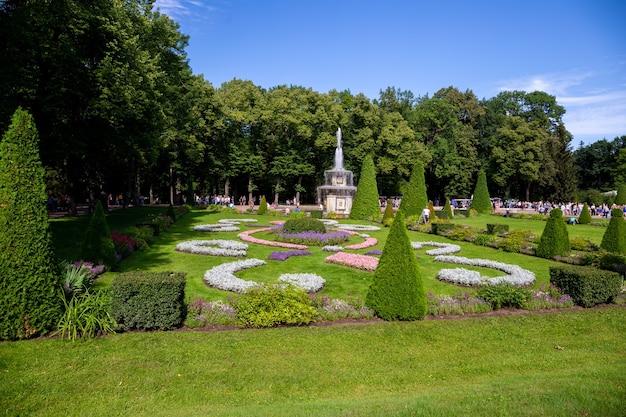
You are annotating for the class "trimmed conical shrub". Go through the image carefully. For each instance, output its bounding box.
[443,197,453,219]
[536,208,571,259]
[80,200,117,269]
[600,208,626,254]
[382,199,395,227]
[366,209,427,320]
[257,195,268,215]
[428,200,435,223]
[615,183,626,205]
[578,202,592,224]
[350,155,380,220]
[0,108,62,340]
[399,161,428,218]
[470,170,493,214]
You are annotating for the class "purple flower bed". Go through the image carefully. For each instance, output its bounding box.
[268,250,313,261]
[275,231,350,246]
[364,249,382,256]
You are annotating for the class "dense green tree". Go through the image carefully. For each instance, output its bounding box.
[615,183,626,206]
[80,201,117,270]
[366,209,426,320]
[536,208,571,259]
[600,209,626,254]
[470,170,492,214]
[350,155,380,220]
[399,161,428,217]
[578,203,592,224]
[0,108,62,340]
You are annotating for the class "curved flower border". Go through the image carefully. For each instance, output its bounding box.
[336,224,381,232]
[238,228,308,249]
[433,255,536,287]
[411,241,461,256]
[203,259,325,293]
[194,224,240,232]
[176,240,248,257]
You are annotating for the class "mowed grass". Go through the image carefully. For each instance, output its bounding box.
[1,308,624,416]
[9,207,618,416]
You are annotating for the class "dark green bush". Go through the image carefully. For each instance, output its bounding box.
[398,161,428,218]
[486,224,509,235]
[233,284,318,328]
[282,217,326,234]
[470,170,493,214]
[257,195,268,215]
[111,271,186,330]
[80,201,118,269]
[309,210,323,219]
[443,197,453,219]
[600,209,626,254]
[578,202,592,224]
[366,209,427,320]
[536,208,570,259]
[382,199,394,227]
[431,223,456,235]
[549,265,622,307]
[0,108,62,340]
[477,283,531,309]
[350,155,380,220]
[473,233,497,246]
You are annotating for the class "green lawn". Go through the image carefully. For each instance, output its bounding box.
[1,208,621,416]
[1,308,624,416]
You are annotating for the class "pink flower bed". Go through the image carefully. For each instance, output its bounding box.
[325,252,379,272]
[344,237,378,250]
[238,228,307,250]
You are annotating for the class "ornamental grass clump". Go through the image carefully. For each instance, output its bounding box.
[536,208,570,259]
[366,209,427,320]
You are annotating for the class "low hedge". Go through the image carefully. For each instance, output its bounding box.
[111,271,186,330]
[486,224,509,235]
[549,265,622,308]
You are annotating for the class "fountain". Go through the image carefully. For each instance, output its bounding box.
[316,128,357,216]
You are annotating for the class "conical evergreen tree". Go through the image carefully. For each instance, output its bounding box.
[443,197,453,219]
[257,195,268,215]
[578,202,592,224]
[80,200,117,269]
[536,208,571,258]
[615,183,626,205]
[366,209,427,320]
[349,155,380,220]
[0,108,62,340]
[600,208,626,254]
[382,199,395,227]
[398,161,428,218]
[470,170,493,214]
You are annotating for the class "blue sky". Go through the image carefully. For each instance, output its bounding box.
[153,0,626,147]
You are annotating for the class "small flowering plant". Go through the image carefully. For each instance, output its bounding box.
[527,283,574,310]
[111,231,136,258]
[426,291,492,316]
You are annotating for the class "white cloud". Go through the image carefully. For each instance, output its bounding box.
[153,0,218,19]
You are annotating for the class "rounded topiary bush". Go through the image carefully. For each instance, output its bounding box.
[536,208,571,259]
[282,217,326,234]
[578,202,592,224]
[600,208,626,254]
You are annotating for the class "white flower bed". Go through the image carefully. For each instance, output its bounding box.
[194,224,240,232]
[336,224,381,232]
[203,259,265,292]
[218,218,258,224]
[434,255,535,286]
[322,245,344,252]
[411,241,461,256]
[278,273,325,292]
[319,219,339,226]
[176,240,248,257]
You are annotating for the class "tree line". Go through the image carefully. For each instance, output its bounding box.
[1,0,624,212]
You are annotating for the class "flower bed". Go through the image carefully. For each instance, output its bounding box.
[433,255,535,286]
[411,241,461,256]
[275,230,350,246]
[325,252,379,272]
[238,228,307,249]
[278,273,325,292]
[194,224,240,232]
[345,237,378,250]
[268,250,312,261]
[176,240,248,257]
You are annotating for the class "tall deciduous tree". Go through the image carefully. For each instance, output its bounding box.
[0,108,61,340]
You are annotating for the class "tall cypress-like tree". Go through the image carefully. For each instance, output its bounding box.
[350,155,380,220]
[398,161,428,218]
[80,200,117,269]
[536,208,571,258]
[600,208,626,254]
[366,209,427,320]
[470,170,493,214]
[443,197,453,219]
[0,108,62,340]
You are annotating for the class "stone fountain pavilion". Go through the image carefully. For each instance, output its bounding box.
[316,128,357,216]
